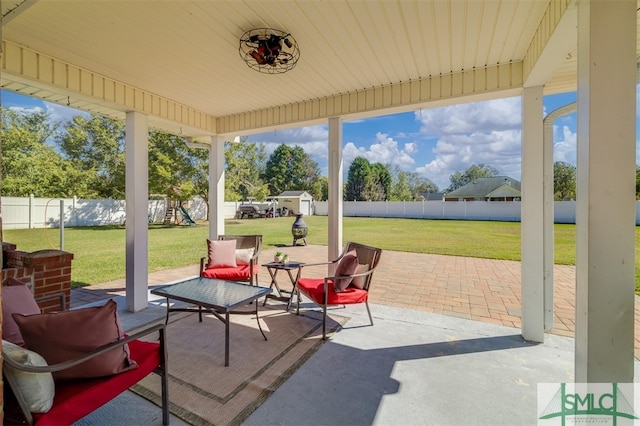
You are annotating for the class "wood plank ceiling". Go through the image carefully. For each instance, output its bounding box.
[0,1,636,139]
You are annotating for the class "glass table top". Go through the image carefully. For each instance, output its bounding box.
[151,277,271,311]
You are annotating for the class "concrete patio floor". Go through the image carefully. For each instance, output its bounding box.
[70,245,640,425]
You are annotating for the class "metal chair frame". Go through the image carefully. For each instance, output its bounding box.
[294,242,382,339]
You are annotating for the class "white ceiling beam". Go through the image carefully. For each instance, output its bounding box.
[2,0,38,27]
[522,0,578,88]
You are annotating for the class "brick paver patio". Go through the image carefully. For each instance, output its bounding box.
[70,244,640,358]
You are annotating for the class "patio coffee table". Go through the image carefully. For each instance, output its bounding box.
[151,277,272,366]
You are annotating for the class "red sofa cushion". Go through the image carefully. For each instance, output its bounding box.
[201,264,259,281]
[31,338,161,426]
[297,278,368,305]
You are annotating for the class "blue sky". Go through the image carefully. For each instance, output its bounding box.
[247,92,581,190]
[3,88,636,191]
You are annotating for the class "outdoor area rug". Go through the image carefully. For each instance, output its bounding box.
[131,304,347,426]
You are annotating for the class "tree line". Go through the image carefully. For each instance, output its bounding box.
[4,108,632,204]
[0,109,439,202]
[0,109,327,202]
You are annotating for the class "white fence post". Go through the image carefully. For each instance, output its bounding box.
[59,200,65,250]
[73,196,78,227]
[29,194,34,229]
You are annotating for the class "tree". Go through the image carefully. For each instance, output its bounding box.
[554,161,577,201]
[225,137,269,201]
[263,145,320,196]
[368,163,392,201]
[307,176,328,201]
[389,168,413,201]
[58,114,126,198]
[345,157,393,201]
[190,147,210,209]
[1,108,90,197]
[148,130,207,202]
[406,172,439,197]
[345,157,371,201]
[447,164,500,192]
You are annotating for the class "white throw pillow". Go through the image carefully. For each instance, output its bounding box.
[235,248,254,265]
[2,340,55,413]
[351,263,370,289]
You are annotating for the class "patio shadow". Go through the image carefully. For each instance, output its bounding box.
[245,333,536,426]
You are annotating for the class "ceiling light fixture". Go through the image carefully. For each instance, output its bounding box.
[239,28,300,74]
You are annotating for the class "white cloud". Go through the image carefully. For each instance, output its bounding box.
[45,102,88,124]
[251,127,418,175]
[413,97,523,189]
[416,97,522,136]
[8,105,45,115]
[9,101,88,128]
[416,129,522,190]
[405,142,418,154]
[343,132,416,169]
[248,125,330,162]
[553,125,577,164]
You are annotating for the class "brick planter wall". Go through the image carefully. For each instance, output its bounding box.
[1,242,17,269]
[4,249,74,313]
[1,266,36,290]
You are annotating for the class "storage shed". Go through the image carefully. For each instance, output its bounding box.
[277,191,314,216]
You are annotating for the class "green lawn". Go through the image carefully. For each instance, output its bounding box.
[3,217,638,292]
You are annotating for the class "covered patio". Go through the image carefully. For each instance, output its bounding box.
[1,0,639,421]
[70,246,640,424]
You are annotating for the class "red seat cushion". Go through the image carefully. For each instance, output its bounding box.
[31,339,161,426]
[201,264,258,281]
[297,278,368,305]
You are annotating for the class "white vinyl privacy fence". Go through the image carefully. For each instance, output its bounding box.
[2,196,254,229]
[315,200,640,225]
[1,196,208,230]
[3,196,640,229]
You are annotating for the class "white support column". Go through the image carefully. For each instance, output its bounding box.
[208,135,225,240]
[125,111,149,312]
[542,107,554,334]
[328,117,343,270]
[520,86,545,343]
[575,0,636,383]
[543,102,577,331]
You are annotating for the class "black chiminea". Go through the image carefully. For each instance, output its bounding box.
[291,214,308,246]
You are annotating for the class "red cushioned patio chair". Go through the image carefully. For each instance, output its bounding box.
[2,292,169,426]
[200,235,262,285]
[4,324,168,425]
[294,242,382,339]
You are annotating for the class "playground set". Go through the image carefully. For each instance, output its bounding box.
[149,197,196,226]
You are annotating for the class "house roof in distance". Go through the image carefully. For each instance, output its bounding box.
[420,192,445,201]
[446,177,521,198]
